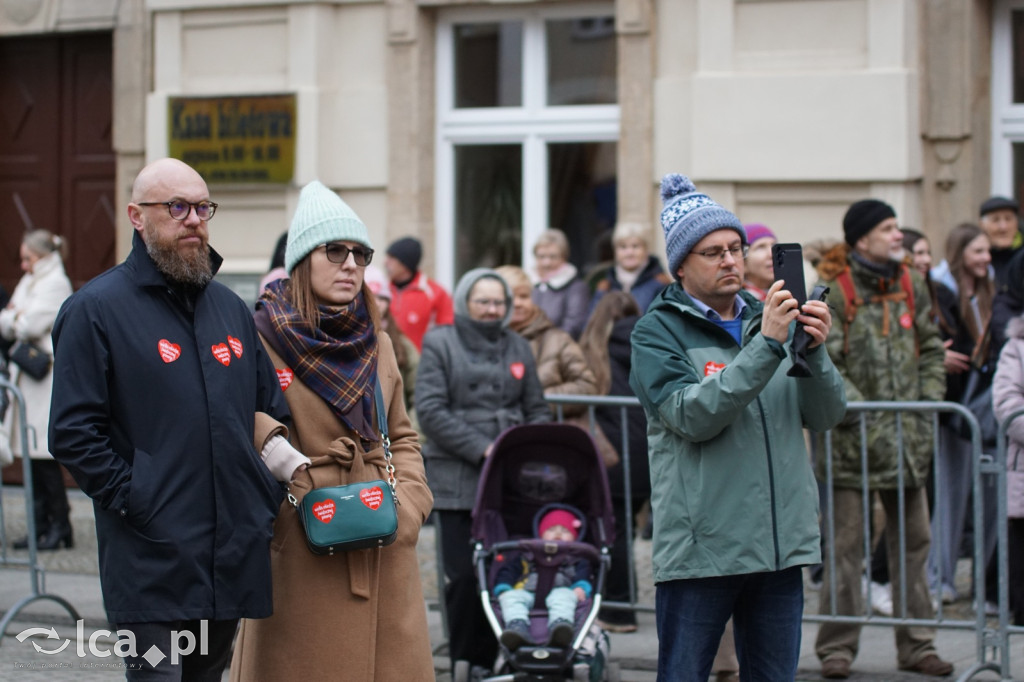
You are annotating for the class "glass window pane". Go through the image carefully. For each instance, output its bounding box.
[547,142,617,272]
[455,144,522,278]
[1012,142,1024,205]
[546,17,617,106]
[454,22,523,108]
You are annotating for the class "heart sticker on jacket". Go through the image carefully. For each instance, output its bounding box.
[509,362,525,380]
[899,313,913,330]
[704,361,726,376]
[360,486,384,511]
[276,368,294,391]
[312,499,335,523]
[227,336,243,358]
[158,339,181,363]
[211,344,231,366]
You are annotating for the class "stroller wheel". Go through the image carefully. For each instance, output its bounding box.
[453,660,470,682]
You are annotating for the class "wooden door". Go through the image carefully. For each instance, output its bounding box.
[0,32,115,296]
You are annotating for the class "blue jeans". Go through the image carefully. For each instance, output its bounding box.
[656,566,804,682]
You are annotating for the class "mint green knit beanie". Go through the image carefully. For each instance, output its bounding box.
[285,180,372,274]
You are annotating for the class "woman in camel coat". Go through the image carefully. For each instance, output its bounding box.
[231,181,434,681]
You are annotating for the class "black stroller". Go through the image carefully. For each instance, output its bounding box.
[454,423,619,682]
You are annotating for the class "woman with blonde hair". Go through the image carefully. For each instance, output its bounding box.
[589,222,671,315]
[1,229,74,550]
[231,181,434,680]
[496,265,597,407]
[531,229,591,338]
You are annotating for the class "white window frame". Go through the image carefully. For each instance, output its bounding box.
[435,2,619,289]
[992,0,1024,196]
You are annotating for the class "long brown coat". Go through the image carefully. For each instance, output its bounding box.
[231,333,435,681]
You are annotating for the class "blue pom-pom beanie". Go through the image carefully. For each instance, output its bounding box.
[285,180,372,274]
[660,173,745,277]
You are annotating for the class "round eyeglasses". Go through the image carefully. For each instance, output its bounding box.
[321,243,374,267]
[137,200,218,221]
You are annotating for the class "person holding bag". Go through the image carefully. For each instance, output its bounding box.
[0,229,73,550]
[231,181,434,681]
[926,222,999,605]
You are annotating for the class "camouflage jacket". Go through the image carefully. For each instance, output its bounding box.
[815,246,945,489]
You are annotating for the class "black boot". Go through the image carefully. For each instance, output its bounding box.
[13,493,50,549]
[35,522,73,550]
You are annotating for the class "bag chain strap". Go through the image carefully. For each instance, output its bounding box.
[375,381,399,503]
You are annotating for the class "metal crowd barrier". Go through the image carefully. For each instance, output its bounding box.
[0,376,79,643]
[546,395,1018,682]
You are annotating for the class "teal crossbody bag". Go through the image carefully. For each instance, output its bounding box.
[289,382,399,555]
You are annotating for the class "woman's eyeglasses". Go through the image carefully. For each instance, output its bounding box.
[321,243,374,266]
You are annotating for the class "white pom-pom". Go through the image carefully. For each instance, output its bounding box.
[660,173,696,203]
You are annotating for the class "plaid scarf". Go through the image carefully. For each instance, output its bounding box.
[259,280,378,439]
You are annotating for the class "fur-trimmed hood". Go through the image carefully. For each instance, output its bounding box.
[811,240,850,281]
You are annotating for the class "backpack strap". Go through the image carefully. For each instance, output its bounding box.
[834,267,861,355]
[898,264,919,356]
[835,264,918,357]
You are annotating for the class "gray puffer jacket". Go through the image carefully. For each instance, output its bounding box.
[416,269,551,510]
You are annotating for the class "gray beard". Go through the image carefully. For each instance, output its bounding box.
[146,239,213,288]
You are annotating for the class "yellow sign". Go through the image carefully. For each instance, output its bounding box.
[168,94,296,183]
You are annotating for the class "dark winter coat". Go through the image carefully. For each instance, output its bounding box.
[594,315,650,501]
[416,269,550,511]
[532,263,591,339]
[590,255,672,315]
[48,233,289,623]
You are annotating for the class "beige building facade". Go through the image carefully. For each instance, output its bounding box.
[1,0,1020,295]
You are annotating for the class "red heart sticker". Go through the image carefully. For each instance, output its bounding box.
[360,486,384,511]
[510,362,525,380]
[158,339,181,363]
[227,335,243,358]
[704,361,726,376]
[899,312,913,330]
[211,343,231,366]
[312,499,335,523]
[276,368,294,391]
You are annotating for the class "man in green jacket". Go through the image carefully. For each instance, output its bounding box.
[630,174,847,681]
[813,200,952,678]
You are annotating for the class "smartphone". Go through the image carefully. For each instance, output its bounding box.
[771,242,807,307]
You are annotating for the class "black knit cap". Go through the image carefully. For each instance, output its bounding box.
[843,199,896,247]
[979,195,1019,218]
[386,236,422,273]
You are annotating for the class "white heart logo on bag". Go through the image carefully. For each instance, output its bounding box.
[276,368,294,391]
[158,339,181,363]
[312,499,336,523]
[360,487,384,511]
[227,335,243,358]
[211,343,231,366]
[509,362,525,380]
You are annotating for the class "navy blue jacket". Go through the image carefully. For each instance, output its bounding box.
[49,233,289,623]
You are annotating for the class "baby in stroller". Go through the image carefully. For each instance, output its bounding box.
[494,504,593,651]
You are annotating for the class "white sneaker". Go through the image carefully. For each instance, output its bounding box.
[862,577,893,617]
